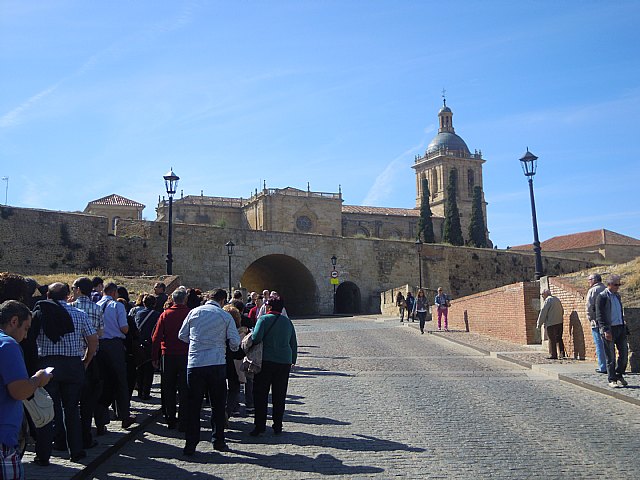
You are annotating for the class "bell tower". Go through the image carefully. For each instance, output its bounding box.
[412,97,489,243]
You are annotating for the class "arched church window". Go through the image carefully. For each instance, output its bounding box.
[432,170,438,197]
[112,216,120,231]
[467,169,475,196]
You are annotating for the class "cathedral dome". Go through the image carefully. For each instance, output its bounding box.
[426,131,470,155]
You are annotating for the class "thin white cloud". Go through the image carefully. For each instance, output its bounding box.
[0,83,60,128]
[362,144,425,206]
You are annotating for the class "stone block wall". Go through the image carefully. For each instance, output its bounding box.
[441,281,540,344]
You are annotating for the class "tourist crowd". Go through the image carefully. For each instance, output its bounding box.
[0,272,297,479]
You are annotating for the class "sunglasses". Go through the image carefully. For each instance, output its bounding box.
[612,283,622,287]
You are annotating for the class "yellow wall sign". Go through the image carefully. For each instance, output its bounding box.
[330,278,339,285]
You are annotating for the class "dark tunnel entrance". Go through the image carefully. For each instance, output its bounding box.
[240,254,318,316]
[335,281,361,314]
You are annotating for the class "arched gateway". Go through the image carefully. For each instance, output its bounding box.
[240,254,318,316]
[335,281,362,314]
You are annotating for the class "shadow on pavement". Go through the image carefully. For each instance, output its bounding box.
[290,366,354,378]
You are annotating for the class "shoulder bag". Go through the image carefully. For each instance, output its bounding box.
[23,387,54,428]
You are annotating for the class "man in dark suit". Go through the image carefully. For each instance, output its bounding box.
[596,274,628,388]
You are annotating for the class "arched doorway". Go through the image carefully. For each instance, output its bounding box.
[335,281,361,314]
[240,254,318,316]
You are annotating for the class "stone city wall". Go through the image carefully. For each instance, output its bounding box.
[1,205,596,315]
[0,205,148,276]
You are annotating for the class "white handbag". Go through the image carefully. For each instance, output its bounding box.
[23,387,55,428]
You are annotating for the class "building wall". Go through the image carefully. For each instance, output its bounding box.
[84,204,142,234]
[259,194,343,236]
[341,213,444,241]
[603,245,640,264]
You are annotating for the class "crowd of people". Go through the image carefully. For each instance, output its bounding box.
[0,272,298,478]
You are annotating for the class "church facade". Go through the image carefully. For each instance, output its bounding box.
[150,100,488,244]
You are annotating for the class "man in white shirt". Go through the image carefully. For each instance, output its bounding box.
[179,289,240,455]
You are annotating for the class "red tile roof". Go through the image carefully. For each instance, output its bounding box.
[342,205,421,217]
[511,229,640,251]
[87,194,145,208]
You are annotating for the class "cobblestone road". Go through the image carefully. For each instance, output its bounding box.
[89,316,640,479]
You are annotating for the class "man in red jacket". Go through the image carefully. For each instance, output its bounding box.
[152,288,190,430]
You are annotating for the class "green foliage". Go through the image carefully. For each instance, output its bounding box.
[443,169,463,246]
[418,178,435,243]
[468,186,488,248]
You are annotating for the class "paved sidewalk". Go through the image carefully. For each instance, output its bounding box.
[23,381,162,480]
[400,319,640,406]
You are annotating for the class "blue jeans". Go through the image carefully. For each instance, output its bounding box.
[602,325,628,383]
[591,327,606,371]
[185,364,227,447]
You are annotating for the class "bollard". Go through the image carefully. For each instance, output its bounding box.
[464,310,469,332]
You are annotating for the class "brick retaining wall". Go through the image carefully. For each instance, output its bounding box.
[445,281,540,344]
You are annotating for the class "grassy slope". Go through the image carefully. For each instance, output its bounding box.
[559,257,640,307]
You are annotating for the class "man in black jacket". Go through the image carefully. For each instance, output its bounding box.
[596,274,628,388]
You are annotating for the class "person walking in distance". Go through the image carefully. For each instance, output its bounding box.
[596,274,628,388]
[434,287,450,332]
[405,292,415,322]
[537,289,566,360]
[415,289,429,334]
[586,274,607,373]
[179,289,240,455]
[396,292,406,322]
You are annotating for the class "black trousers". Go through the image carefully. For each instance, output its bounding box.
[603,324,628,383]
[546,323,566,358]
[185,364,227,447]
[95,338,130,424]
[80,359,102,446]
[161,355,188,425]
[253,361,291,431]
[136,361,154,397]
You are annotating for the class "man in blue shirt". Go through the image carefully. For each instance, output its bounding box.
[179,289,240,456]
[1,300,52,479]
[96,283,136,432]
[596,274,628,388]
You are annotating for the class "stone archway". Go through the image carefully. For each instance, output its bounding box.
[335,281,361,314]
[240,254,318,316]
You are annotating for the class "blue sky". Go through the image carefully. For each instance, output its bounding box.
[1,0,639,249]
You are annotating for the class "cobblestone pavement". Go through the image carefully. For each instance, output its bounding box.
[82,316,640,479]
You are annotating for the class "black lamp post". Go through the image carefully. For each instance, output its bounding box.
[225,241,235,297]
[415,238,423,289]
[519,148,544,280]
[163,168,179,275]
[331,255,337,314]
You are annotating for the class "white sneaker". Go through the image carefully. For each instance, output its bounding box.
[609,380,620,388]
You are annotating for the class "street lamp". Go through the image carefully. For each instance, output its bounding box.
[163,168,179,275]
[331,255,337,314]
[519,148,544,280]
[415,238,423,289]
[226,240,235,297]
